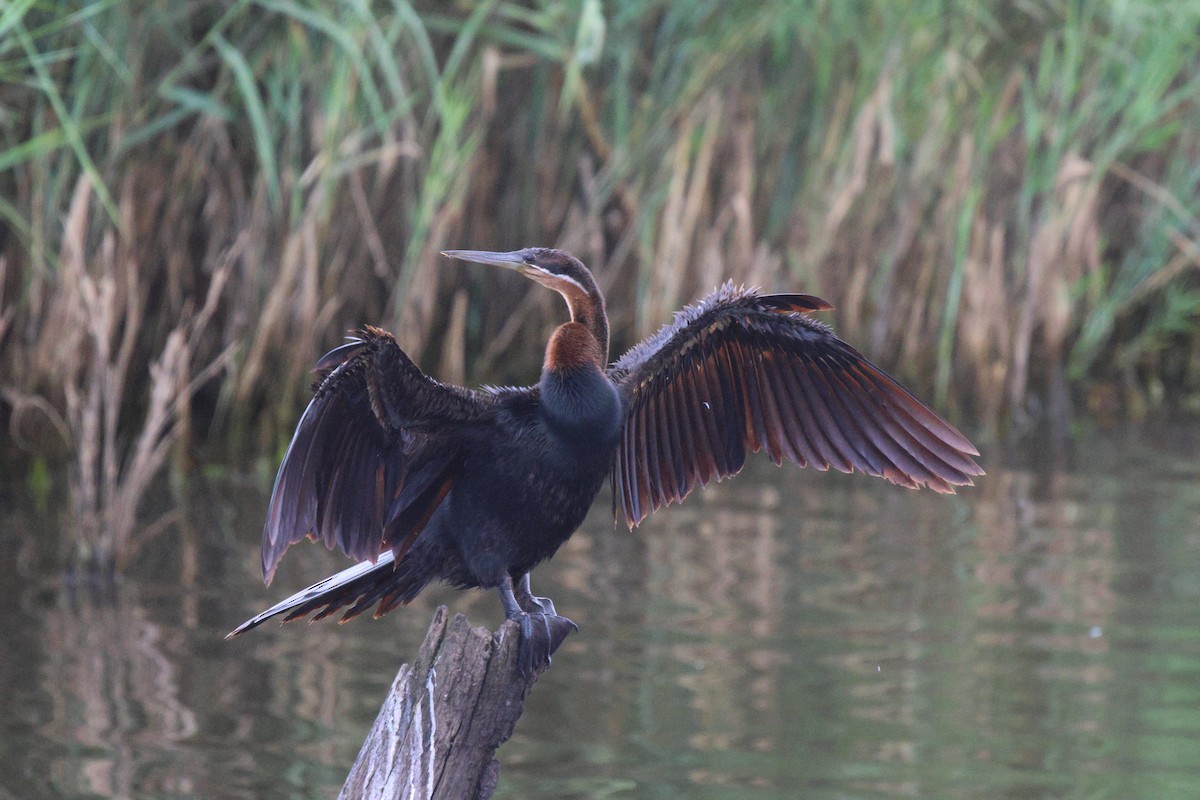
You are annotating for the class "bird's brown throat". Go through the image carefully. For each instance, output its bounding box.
[544,321,604,372]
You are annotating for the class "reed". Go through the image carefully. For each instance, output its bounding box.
[1,1,1198,567]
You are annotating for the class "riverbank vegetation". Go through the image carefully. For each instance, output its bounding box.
[2,0,1199,568]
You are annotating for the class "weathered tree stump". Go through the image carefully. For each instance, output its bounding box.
[338,606,551,800]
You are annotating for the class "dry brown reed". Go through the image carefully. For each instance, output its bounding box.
[18,174,236,570]
[1,1,1198,570]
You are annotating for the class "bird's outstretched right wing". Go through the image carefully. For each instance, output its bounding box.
[261,326,489,584]
[607,283,983,527]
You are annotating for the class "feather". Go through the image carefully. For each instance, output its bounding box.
[608,284,981,526]
[259,328,488,583]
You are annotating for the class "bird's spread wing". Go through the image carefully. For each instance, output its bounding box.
[261,326,489,584]
[607,283,983,527]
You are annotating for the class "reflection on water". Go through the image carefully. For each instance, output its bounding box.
[3,427,1200,799]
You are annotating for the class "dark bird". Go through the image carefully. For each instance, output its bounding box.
[228,248,982,673]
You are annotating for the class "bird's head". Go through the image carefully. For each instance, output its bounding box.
[441,247,609,364]
[441,247,599,304]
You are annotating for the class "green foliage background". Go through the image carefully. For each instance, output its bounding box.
[2,0,1199,554]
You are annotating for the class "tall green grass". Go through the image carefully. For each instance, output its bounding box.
[2,0,1199,566]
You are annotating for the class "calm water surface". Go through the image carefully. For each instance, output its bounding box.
[3,424,1200,799]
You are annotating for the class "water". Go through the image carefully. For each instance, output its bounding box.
[3,424,1200,799]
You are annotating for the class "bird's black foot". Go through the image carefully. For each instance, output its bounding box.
[501,574,578,675]
[513,608,578,675]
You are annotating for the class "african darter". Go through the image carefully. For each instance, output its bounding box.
[228,248,982,672]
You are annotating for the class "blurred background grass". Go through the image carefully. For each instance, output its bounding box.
[2,1,1199,566]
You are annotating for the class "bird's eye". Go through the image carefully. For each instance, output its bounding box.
[523,255,535,265]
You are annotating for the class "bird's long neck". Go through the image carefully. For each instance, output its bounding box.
[571,289,609,364]
[561,290,609,367]
[544,321,605,372]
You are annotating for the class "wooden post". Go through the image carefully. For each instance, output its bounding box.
[338,606,551,800]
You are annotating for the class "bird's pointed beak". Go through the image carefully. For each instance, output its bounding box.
[440,249,529,273]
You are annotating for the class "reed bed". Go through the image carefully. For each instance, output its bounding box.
[1,0,1198,567]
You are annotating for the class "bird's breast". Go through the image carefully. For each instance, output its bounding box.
[447,388,617,578]
[537,365,623,453]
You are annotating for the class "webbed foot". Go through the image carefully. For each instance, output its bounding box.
[501,574,578,676]
[514,609,578,675]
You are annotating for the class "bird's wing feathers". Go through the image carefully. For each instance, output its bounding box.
[261,326,488,583]
[607,283,983,527]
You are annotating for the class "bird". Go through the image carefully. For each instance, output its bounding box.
[227,247,982,673]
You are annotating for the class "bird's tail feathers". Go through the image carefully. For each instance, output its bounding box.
[226,550,427,638]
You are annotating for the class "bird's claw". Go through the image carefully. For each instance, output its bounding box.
[513,610,578,676]
[518,592,560,617]
[503,576,576,674]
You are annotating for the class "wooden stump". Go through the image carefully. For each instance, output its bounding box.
[338,606,548,800]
